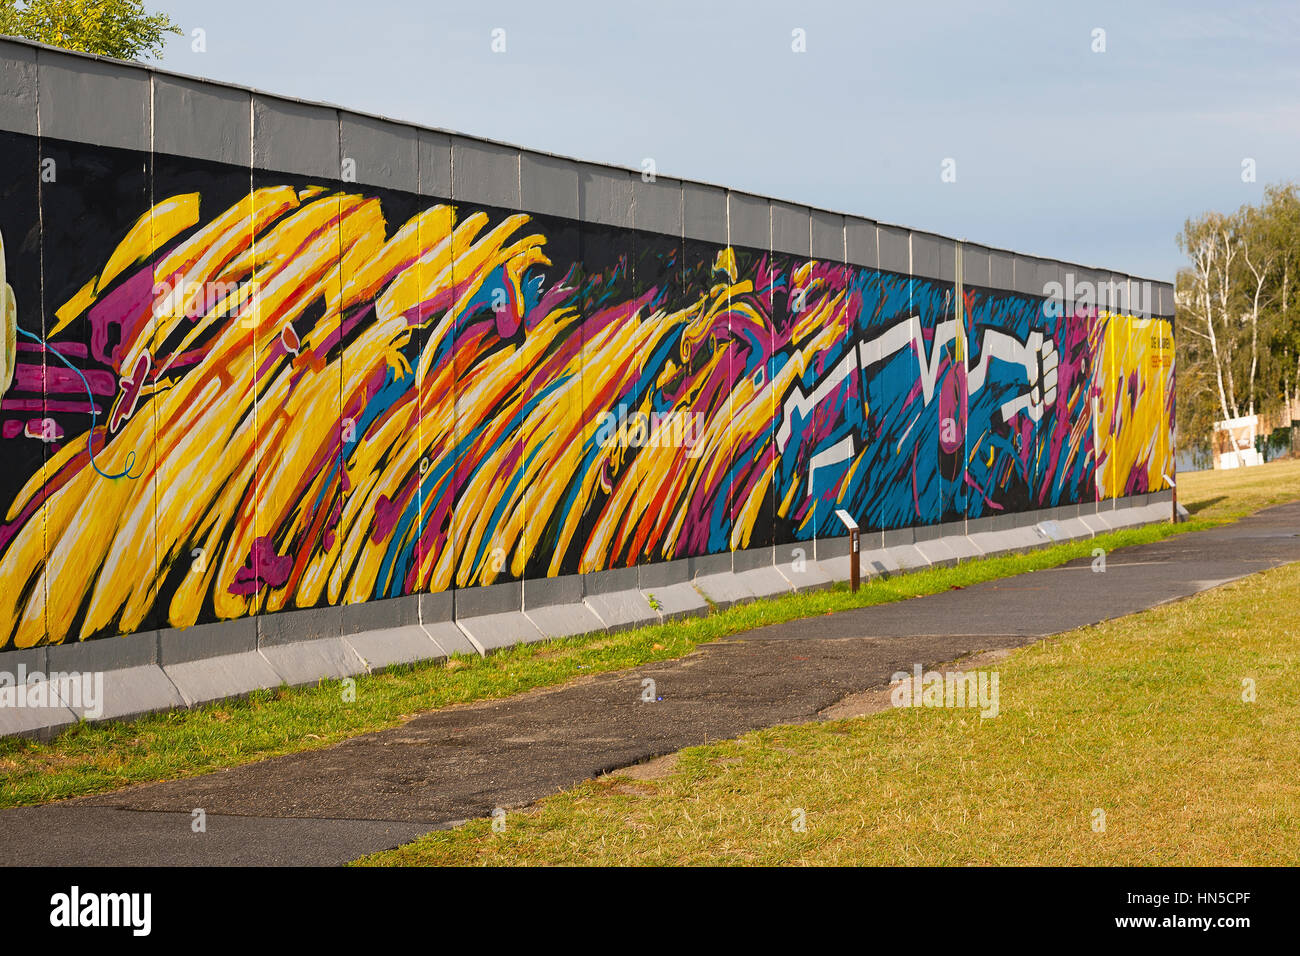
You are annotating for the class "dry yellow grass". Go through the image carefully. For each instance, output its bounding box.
[1179,457,1300,521]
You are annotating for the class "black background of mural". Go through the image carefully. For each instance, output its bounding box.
[523,209,582,580]
[680,237,730,558]
[0,130,45,640]
[39,137,153,638]
[572,217,629,573]
[727,243,774,555]
[629,227,682,568]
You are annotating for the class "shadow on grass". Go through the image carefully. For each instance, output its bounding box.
[1186,494,1227,515]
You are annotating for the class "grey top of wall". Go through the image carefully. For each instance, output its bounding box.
[0,33,1172,291]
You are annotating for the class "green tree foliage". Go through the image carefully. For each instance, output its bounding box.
[0,0,181,61]
[1176,183,1300,446]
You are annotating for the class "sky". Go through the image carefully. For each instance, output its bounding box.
[145,0,1300,281]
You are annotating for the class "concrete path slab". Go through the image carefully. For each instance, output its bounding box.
[525,603,607,639]
[821,549,901,580]
[424,622,480,658]
[641,582,708,621]
[0,697,77,739]
[1138,503,1173,525]
[1079,513,1110,535]
[343,626,446,672]
[914,538,957,566]
[1058,516,1095,540]
[61,664,185,723]
[781,558,834,591]
[1104,508,1145,529]
[164,651,285,708]
[886,544,930,570]
[584,590,657,631]
[692,571,754,609]
[1004,525,1051,551]
[454,612,544,653]
[941,535,982,561]
[860,549,901,576]
[735,566,793,599]
[817,554,849,580]
[968,529,1010,555]
[1037,520,1066,542]
[260,638,366,687]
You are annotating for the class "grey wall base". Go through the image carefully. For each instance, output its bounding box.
[644,582,709,621]
[0,495,1172,739]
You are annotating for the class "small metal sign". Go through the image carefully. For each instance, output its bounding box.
[834,509,858,532]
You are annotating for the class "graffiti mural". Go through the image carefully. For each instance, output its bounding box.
[0,135,1174,650]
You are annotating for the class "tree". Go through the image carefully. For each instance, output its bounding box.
[1177,211,1239,426]
[0,0,181,61]
[1262,184,1300,417]
[1177,181,1300,460]
[1237,204,1274,417]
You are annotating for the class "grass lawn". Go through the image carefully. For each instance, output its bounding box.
[1,459,1295,810]
[1178,456,1300,520]
[357,542,1300,867]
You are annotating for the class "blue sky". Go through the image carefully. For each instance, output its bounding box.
[148,0,1300,281]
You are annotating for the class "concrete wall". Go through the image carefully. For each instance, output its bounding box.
[0,38,1175,733]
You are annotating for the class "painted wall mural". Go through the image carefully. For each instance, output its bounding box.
[0,133,1174,650]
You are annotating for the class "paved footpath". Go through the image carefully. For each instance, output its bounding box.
[5,502,1300,866]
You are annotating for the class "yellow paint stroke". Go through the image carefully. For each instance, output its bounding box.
[1095,312,1174,498]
